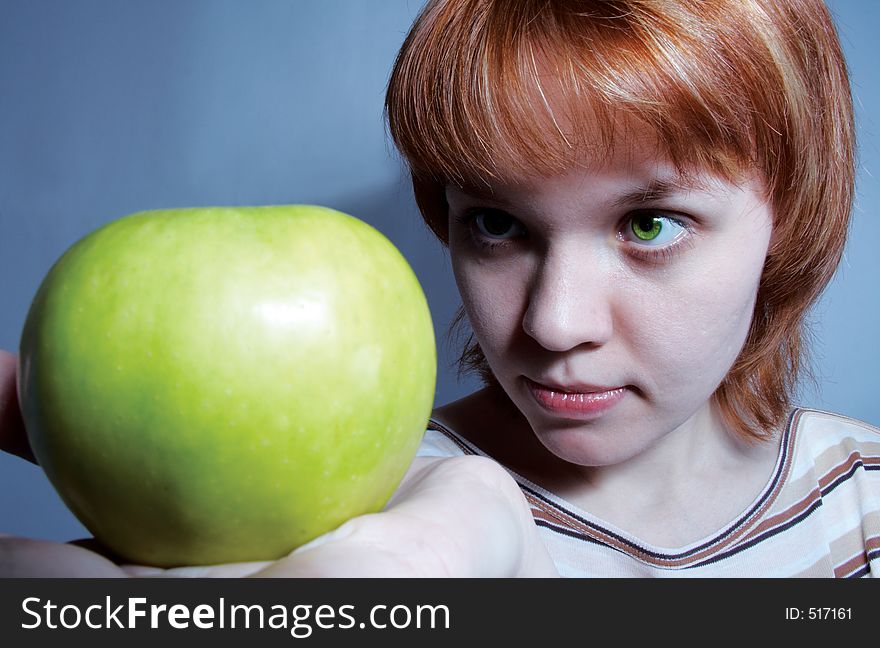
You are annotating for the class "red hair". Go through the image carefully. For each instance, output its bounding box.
[385,0,855,441]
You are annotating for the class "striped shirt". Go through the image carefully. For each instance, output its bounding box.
[418,408,880,577]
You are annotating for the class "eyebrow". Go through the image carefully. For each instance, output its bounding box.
[449,182,505,202]
[610,176,706,207]
[450,175,710,207]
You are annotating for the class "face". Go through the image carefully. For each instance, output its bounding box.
[446,147,774,467]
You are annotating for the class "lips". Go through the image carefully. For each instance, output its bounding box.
[524,376,627,417]
[526,377,619,394]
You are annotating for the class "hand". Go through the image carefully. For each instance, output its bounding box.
[0,350,34,463]
[2,351,556,577]
[248,456,559,577]
[1,450,558,577]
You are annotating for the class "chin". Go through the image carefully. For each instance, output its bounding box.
[531,422,648,467]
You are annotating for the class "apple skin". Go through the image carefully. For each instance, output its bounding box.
[17,205,436,567]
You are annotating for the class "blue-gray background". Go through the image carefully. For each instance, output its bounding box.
[0,0,876,542]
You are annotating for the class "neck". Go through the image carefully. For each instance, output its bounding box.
[448,385,781,542]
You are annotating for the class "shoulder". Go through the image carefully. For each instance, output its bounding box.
[793,407,880,438]
[791,407,880,453]
[787,407,880,480]
[415,420,474,459]
[780,408,880,577]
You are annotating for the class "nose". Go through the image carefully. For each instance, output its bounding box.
[521,244,614,352]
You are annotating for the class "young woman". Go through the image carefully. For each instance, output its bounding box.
[1,0,877,577]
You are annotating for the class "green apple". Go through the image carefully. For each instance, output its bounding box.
[18,205,436,567]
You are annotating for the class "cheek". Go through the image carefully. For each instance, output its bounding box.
[451,258,527,360]
[623,253,765,395]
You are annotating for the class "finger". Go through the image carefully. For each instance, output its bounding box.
[0,350,35,464]
[65,535,274,577]
[247,516,434,578]
[120,560,274,578]
[0,535,128,577]
[248,543,406,578]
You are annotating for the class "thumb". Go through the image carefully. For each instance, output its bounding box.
[0,350,36,463]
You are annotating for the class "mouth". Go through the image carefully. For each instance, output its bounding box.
[523,376,628,418]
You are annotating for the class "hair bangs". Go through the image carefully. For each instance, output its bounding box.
[387,0,762,192]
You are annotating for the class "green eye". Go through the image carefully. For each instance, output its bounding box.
[631,215,662,241]
[623,212,687,249]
